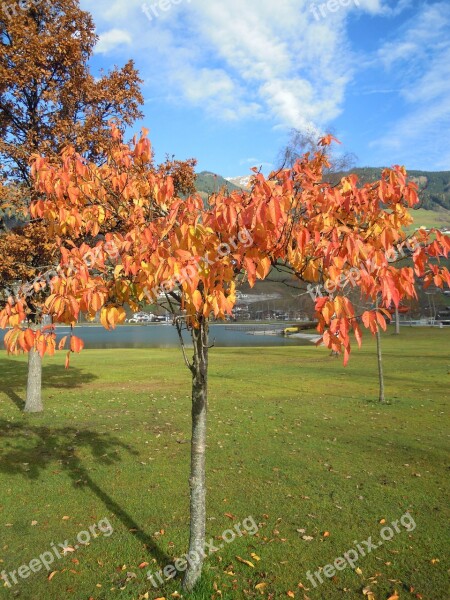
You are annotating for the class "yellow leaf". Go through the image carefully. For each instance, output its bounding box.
[287,592,295,598]
[355,567,363,576]
[255,582,267,593]
[236,556,254,568]
[387,592,400,600]
[362,587,376,600]
[251,552,261,561]
[48,571,57,581]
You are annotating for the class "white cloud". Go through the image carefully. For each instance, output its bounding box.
[82,0,370,131]
[95,28,132,54]
[82,0,418,136]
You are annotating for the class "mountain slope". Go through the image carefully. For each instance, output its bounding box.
[195,171,243,198]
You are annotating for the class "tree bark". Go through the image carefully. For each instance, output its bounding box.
[394,305,400,335]
[375,327,385,404]
[24,348,43,413]
[183,319,208,592]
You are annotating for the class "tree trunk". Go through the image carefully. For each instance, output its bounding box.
[25,348,43,413]
[375,327,385,404]
[183,319,208,592]
[394,305,400,335]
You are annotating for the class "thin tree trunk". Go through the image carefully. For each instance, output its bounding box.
[183,319,208,591]
[375,327,385,404]
[394,305,400,335]
[25,348,43,412]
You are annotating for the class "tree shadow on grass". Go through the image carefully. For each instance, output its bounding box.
[0,419,171,566]
[0,358,98,411]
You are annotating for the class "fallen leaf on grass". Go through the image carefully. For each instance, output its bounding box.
[138,561,149,568]
[250,553,261,561]
[355,567,363,575]
[236,556,254,568]
[255,582,267,593]
[430,558,440,564]
[62,516,70,520]
[362,586,376,599]
[287,592,295,598]
[48,571,57,581]
[387,592,399,600]
[322,531,330,537]
[31,520,38,526]
[224,512,236,520]
[302,535,314,541]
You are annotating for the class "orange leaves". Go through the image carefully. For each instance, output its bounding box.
[64,335,84,368]
[256,256,272,280]
[319,134,340,147]
[70,335,84,353]
[90,291,107,313]
[100,306,126,330]
[192,290,203,312]
[244,257,257,288]
[3,327,57,357]
[0,299,27,329]
[362,310,386,335]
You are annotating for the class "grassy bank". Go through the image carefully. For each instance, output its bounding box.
[0,327,448,599]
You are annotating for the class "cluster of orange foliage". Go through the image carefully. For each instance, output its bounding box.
[1,128,449,365]
[0,0,144,356]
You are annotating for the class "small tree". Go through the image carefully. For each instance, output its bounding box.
[2,130,449,589]
[278,128,357,176]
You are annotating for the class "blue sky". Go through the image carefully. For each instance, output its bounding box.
[81,0,450,177]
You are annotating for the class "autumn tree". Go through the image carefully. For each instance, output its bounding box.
[2,129,449,589]
[0,0,145,411]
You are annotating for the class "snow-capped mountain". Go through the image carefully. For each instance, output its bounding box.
[225,175,253,190]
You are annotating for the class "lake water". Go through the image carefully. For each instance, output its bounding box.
[1,324,313,349]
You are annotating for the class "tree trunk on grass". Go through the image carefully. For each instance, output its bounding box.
[394,305,400,335]
[375,327,385,404]
[25,348,43,412]
[183,318,208,592]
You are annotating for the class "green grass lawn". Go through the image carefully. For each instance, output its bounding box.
[0,328,448,600]
[405,208,450,234]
